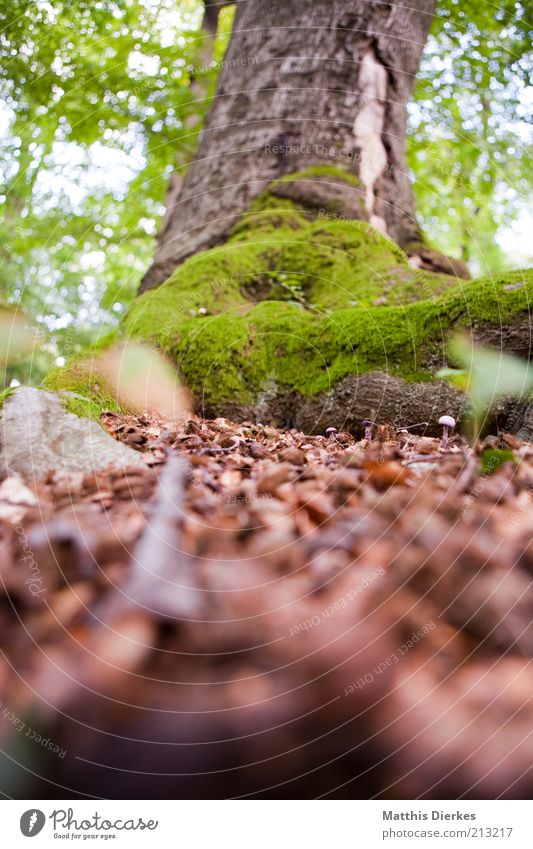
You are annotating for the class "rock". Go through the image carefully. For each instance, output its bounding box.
[0,387,147,483]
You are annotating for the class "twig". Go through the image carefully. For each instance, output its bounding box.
[100,454,205,622]
[450,447,478,495]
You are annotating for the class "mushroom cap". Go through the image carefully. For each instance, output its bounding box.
[438,414,456,428]
[325,426,337,434]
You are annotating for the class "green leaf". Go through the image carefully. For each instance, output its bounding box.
[436,366,469,390]
[0,310,37,363]
[448,334,533,413]
[480,448,519,475]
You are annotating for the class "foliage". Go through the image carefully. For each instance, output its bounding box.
[98,341,190,417]
[447,334,533,409]
[0,306,36,364]
[0,304,50,386]
[0,0,232,382]
[409,0,532,271]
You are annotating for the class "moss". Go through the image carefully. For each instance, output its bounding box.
[125,202,454,344]
[230,166,361,241]
[123,261,533,410]
[229,193,313,239]
[50,178,533,417]
[91,328,120,352]
[438,268,533,324]
[0,387,13,410]
[272,163,361,188]
[122,275,531,411]
[269,164,366,219]
[60,394,109,421]
[44,361,123,421]
[164,299,432,403]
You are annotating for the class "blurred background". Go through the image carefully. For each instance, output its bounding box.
[0,0,531,385]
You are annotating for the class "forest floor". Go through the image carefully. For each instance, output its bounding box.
[1,412,533,798]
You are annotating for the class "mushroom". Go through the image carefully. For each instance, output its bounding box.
[362,420,375,441]
[438,414,456,449]
[325,426,338,442]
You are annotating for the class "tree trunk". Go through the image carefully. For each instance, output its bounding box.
[156,1,222,246]
[141,0,438,292]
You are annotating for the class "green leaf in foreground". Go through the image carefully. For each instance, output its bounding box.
[480,448,519,476]
[0,311,37,364]
[98,342,190,420]
[448,335,533,414]
[435,366,469,391]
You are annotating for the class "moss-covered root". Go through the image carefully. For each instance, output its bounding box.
[45,168,533,435]
[122,267,532,410]
[49,269,533,434]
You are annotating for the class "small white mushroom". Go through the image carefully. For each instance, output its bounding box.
[326,426,338,442]
[438,414,456,449]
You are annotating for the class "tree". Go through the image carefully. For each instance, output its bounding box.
[141,0,469,292]
[38,2,533,435]
[1,0,530,379]
[156,1,224,245]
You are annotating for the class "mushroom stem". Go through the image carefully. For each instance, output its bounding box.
[362,420,375,441]
[438,415,456,451]
[326,427,338,442]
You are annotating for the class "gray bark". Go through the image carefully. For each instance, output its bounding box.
[157,1,222,245]
[141,0,437,292]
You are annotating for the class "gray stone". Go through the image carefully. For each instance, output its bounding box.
[0,387,146,482]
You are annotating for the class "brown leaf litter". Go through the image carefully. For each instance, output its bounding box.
[0,412,532,798]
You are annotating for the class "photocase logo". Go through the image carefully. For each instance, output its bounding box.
[20,809,46,837]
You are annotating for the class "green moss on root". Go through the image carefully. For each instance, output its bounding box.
[124,192,457,343]
[272,163,361,187]
[47,172,533,416]
[123,264,533,409]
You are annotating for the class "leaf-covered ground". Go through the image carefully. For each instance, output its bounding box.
[0,413,532,798]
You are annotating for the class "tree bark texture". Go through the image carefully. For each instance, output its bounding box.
[156,1,222,244]
[141,0,436,292]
